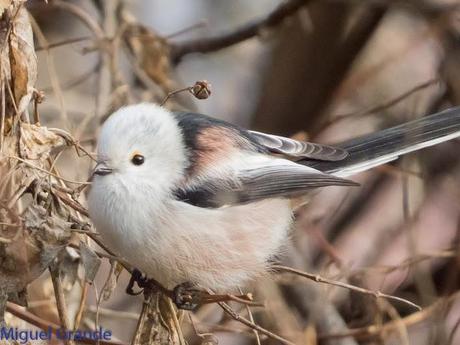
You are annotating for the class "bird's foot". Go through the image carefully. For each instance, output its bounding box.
[127,273,205,310]
[172,282,204,311]
[126,268,149,295]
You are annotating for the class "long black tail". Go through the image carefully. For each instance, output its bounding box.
[303,107,460,177]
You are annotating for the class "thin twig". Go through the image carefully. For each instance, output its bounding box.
[6,155,91,185]
[273,265,422,311]
[187,314,220,344]
[95,258,119,345]
[35,36,93,51]
[0,77,5,152]
[318,78,440,132]
[332,78,440,120]
[50,263,75,345]
[49,1,105,39]
[74,281,88,330]
[40,60,102,93]
[160,86,191,106]
[49,127,97,162]
[219,302,295,345]
[160,80,211,106]
[54,189,90,217]
[239,287,261,345]
[29,15,69,125]
[198,291,263,307]
[165,20,208,39]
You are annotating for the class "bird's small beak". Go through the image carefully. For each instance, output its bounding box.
[93,163,113,176]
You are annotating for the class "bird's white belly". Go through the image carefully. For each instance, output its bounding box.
[96,197,293,291]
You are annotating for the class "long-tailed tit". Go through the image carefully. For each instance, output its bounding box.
[88,103,460,308]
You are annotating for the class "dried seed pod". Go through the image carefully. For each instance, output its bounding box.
[190,80,212,100]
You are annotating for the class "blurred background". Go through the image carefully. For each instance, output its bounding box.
[2,0,460,344]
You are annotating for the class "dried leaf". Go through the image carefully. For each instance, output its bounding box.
[101,259,123,301]
[57,247,80,290]
[0,111,71,303]
[0,5,37,117]
[0,204,71,297]
[79,241,101,283]
[19,123,65,160]
[8,7,37,115]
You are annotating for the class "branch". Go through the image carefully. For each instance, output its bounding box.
[273,265,422,311]
[35,36,92,51]
[218,302,295,345]
[169,0,312,62]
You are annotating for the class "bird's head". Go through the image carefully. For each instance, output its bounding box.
[92,103,188,191]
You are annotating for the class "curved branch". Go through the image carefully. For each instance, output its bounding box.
[170,0,312,63]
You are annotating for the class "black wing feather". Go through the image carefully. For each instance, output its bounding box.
[175,164,357,208]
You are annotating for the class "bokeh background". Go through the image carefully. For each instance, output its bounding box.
[2,0,460,344]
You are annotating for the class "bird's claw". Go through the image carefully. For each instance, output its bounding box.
[172,282,204,310]
[126,268,148,295]
[127,272,204,310]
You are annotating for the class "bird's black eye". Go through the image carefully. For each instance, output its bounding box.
[131,154,145,166]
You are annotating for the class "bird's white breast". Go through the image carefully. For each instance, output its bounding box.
[89,179,292,291]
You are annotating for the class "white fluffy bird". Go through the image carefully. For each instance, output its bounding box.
[88,103,460,308]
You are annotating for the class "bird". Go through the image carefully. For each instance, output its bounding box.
[87,103,460,308]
